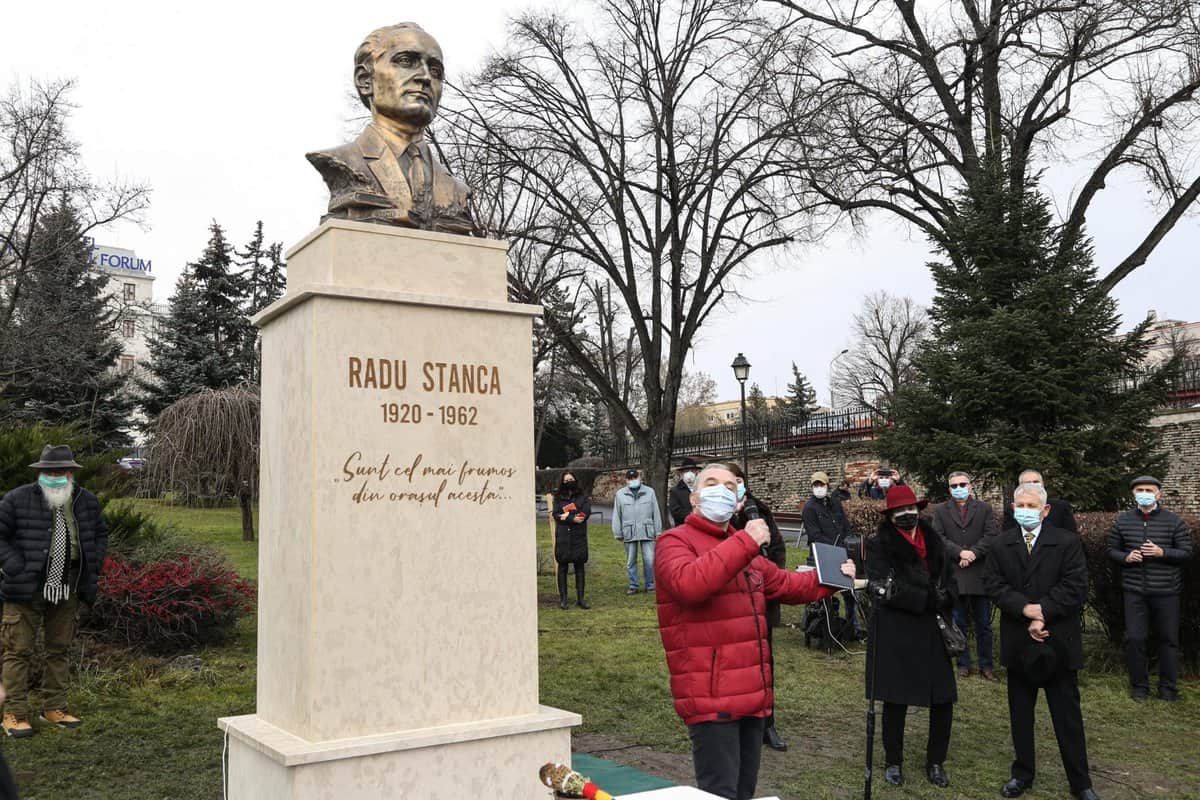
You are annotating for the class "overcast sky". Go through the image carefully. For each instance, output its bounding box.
[4,1,1197,406]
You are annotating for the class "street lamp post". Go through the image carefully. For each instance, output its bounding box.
[828,348,849,412]
[731,353,751,477]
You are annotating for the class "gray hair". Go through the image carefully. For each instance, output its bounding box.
[948,470,971,483]
[353,22,435,109]
[1018,468,1043,483]
[1013,482,1048,506]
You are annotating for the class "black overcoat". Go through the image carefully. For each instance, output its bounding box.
[668,480,693,527]
[864,518,958,707]
[552,493,592,564]
[732,492,787,628]
[931,498,1000,596]
[984,524,1088,672]
[0,482,108,602]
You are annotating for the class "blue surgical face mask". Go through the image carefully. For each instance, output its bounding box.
[627,479,641,490]
[877,478,892,489]
[38,475,69,490]
[1134,491,1157,508]
[699,484,738,524]
[1013,507,1042,531]
[950,486,970,501]
[736,482,746,500]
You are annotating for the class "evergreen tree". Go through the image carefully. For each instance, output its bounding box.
[879,164,1169,510]
[0,204,133,447]
[235,222,287,382]
[778,362,818,425]
[140,222,250,419]
[746,382,774,428]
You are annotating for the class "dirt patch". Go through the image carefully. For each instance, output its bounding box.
[572,732,694,785]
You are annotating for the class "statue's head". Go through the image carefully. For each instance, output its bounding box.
[353,23,445,129]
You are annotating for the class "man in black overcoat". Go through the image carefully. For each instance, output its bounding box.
[985,482,1099,800]
[668,457,699,527]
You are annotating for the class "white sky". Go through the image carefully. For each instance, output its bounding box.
[3,1,1197,406]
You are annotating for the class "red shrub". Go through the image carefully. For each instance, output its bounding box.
[87,554,256,651]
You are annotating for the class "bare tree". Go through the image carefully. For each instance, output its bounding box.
[451,0,826,500]
[768,0,1200,292]
[145,385,260,541]
[675,370,719,432]
[0,77,150,326]
[832,291,928,415]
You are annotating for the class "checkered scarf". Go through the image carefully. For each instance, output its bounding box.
[43,507,71,604]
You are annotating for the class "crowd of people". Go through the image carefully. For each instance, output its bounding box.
[549,457,1194,800]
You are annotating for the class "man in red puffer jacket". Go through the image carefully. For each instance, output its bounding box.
[655,463,856,800]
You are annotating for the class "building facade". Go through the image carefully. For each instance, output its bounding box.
[86,240,164,377]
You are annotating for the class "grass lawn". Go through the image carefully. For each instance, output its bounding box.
[3,502,1196,799]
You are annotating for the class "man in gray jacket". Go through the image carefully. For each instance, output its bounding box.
[1107,475,1193,701]
[613,468,663,594]
[931,470,1000,680]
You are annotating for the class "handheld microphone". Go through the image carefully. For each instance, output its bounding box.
[740,495,770,557]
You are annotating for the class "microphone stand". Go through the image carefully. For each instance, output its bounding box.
[864,583,881,800]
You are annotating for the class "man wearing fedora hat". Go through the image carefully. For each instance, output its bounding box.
[985,482,1098,800]
[0,445,108,738]
[1107,475,1193,701]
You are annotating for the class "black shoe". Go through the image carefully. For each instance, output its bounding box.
[1075,789,1101,800]
[884,765,903,786]
[763,724,787,751]
[1158,689,1178,702]
[925,763,949,788]
[1131,689,1149,701]
[626,587,639,595]
[1001,778,1033,797]
[559,597,570,609]
[576,598,590,609]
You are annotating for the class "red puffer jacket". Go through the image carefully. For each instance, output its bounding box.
[655,513,835,725]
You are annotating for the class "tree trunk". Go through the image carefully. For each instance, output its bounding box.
[239,480,255,542]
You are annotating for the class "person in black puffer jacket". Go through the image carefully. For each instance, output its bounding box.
[1107,475,1194,701]
[0,445,107,738]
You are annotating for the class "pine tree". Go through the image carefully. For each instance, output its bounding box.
[778,362,818,425]
[140,222,251,420]
[0,204,133,447]
[746,382,774,428]
[879,164,1169,510]
[235,222,287,383]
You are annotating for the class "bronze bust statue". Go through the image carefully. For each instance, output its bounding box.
[307,23,474,235]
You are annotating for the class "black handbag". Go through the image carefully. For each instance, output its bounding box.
[935,613,968,658]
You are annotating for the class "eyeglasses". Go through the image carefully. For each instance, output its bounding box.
[949,482,969,489]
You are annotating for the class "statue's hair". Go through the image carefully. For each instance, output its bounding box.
[353,22,433,109]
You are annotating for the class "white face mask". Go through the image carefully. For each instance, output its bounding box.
[877,478,892,489]
[812,485,828,499]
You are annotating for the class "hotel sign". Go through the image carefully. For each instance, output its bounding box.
[85,238,152,273]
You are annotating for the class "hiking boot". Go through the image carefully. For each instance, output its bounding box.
[40,708,82,729]
[2,713,34,738]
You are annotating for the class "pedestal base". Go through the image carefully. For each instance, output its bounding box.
[219,706,579,799]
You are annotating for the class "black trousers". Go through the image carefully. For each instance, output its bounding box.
[687,716,766,800]
[1007,669,1091,793]
[0,750,18,799]
[1124,591,1180,697]
[881,702,953,766]
[556,562,586,602]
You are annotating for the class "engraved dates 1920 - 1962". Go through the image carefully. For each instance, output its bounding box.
[380,402,478,426]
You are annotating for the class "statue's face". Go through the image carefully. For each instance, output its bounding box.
[366,29,445,127]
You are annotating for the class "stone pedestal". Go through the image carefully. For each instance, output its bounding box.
[219,219,579,799]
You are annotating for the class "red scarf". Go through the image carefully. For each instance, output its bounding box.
[897,525,927,561]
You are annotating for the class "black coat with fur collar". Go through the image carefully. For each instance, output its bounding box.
[864,517,958,707]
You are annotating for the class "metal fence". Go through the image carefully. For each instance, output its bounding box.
[593,361,1200,470]
[596,407,883,469]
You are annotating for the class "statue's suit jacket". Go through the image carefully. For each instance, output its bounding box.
[306,124,473,234]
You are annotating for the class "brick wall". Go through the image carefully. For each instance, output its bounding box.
[1153,409,1200,516]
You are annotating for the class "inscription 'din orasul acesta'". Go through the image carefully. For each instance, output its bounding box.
[347,357,502,395]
